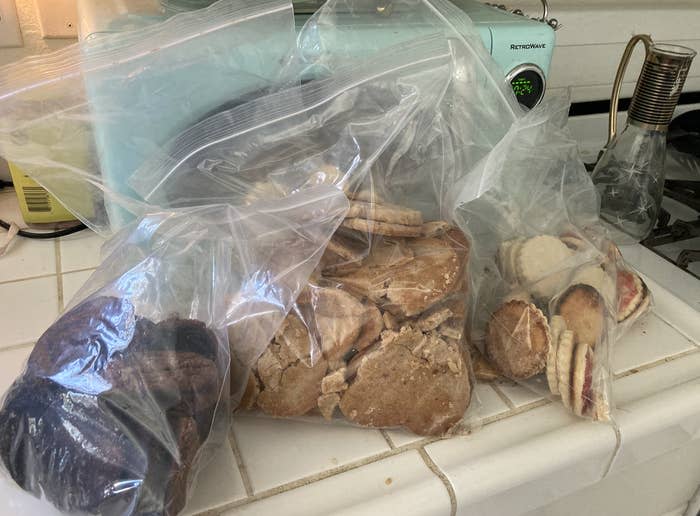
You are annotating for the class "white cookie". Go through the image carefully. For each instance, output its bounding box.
[516,235,574,299]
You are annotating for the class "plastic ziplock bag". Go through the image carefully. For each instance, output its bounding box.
[128,31,481,436]
[0,0,298,234]
[0,187,348,516]
[454,94,653,421]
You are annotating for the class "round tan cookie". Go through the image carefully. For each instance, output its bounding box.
[555,284,605,347]
[546,315,567,395]
[572,265,616,308]
[516,235,574,299]
[485,300,550,379]
[339,326,470,435]
[556,330,575,409]
[341,218,423,237]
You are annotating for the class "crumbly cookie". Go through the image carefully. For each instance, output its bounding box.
[556,330,575,409]
[318,393,340,420]
[382,311,399,330]
[256,314,328,417]
[335,232,467,317]
[346,201,423,226]
[546,315,567,395]
[416,307,453,332]
[485,300,550,379]
[321,368,348,394]
[312,288,367,362]
[555,284,605,347]
[339,325,470,436]
[516,235,574,299]
[342,218,423,237]
[352,303,384,355]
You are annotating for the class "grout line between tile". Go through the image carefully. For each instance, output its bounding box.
[0,272,58,286]
[490,383,516,410]
[651,308,700,347]
[55,240,64,312]
[613,346,700,380]
[418,448,456,516]
[0,341,35,353]
[204,435,441,515]
[228,427,254,498]
[200,399,558,516]
[380,429,396,449]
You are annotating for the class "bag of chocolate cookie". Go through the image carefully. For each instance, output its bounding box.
[453,94,653,422]
[0,190,348,516]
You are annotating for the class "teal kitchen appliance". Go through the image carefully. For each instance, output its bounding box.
[77,0,556,229]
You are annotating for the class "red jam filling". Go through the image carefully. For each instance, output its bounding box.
[617,270,638,313]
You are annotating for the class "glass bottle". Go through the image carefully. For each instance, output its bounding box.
[591,37,696,243]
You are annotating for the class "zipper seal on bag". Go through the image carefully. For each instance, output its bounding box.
[135,34,453,200]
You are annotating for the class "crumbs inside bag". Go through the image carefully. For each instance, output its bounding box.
[0,295,226,516]
[239,193,474,436]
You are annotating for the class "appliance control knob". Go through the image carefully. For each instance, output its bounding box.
[506,64,546,109]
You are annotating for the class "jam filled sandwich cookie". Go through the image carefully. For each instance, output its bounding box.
[555,284,605,347]
[616,269,650,323]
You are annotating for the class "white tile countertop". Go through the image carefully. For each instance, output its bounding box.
[0,188,699,516]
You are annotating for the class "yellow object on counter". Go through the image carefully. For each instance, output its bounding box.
[8,163,77,224]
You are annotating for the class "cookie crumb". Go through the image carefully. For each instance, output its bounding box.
[318,393,341,421]
[385,478,393,486]
[321,368,348,394]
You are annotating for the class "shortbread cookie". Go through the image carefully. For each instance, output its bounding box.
[470,344,501,382]
[318,393,340,421]
[485,300,550,379]
[546,315,567,395]
[421,221,451,237]
[555,284,605,347]
[556,330,575,409]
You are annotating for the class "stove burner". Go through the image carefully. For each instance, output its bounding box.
[664,180,700,212]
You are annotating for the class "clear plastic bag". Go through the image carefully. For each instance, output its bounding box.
[0,0,298,234]
[453,94,653,421]
[0,187,348,516]
[128,28,480,435]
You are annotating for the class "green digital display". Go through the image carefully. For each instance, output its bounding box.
[511,76,535,97]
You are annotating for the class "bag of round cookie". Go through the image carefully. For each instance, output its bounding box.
[453,95,653,422]
[0,191,348,516]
